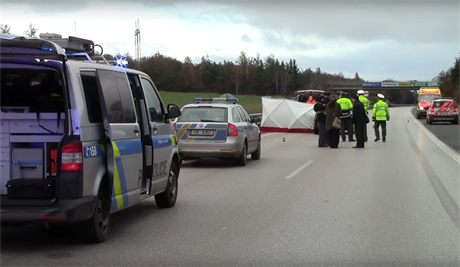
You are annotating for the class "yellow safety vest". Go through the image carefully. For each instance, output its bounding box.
[372,100,390,121]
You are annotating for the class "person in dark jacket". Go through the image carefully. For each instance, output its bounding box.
[351,95,367,148]
[314,94,328,147]
[325,94,342,149]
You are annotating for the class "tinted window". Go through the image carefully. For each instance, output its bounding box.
[97,70,136,123]
[232,108,241,122]
[80,71,102,123]
[433,100,454,108]
[177,107,228,123]
[239,107,251,121]
[140,78,164,122]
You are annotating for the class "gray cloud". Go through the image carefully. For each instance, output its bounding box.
[260,30,317,50]
[196,0,459,44]
[240,33,252,43]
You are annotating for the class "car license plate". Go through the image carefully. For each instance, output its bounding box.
[189,129,215,136]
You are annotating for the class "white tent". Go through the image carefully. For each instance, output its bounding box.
[260,97,316,133]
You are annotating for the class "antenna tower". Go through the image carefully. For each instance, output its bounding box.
[134,18,141,70]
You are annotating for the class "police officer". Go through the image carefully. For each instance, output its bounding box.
[314,94,328,147]
[372,93,390,142]
[357,90,369,142]
[336,92,355,142]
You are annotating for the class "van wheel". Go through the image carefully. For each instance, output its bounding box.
[236,142,247,166]
[80,185,111,243]
[251,138,261,160]
[155,161,179,208]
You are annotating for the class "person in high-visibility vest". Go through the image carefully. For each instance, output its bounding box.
[357,90,369,142]
[306,96,316,104]
[372,93,390,142]
[336,92,355,142]
[313,94,328,147]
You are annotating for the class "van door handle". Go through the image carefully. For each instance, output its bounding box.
[151,126,158,131]
[134,129,140,133]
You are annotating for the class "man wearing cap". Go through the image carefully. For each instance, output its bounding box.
[336,92,355,142]
[357,90,369,142]
[372,93,390,142]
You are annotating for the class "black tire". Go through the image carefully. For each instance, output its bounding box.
[416,112,421,119]
[80,184,111,243]
[155,161,179,208]
[251,137,261,160]
[236,142,247,166]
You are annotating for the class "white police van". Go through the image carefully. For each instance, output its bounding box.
[0,33,182,243]
[174,97,261,166]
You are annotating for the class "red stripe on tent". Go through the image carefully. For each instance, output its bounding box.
[260,127,314,133]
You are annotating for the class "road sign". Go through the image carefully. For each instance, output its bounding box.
[381,82,397,87]
[362,82,381,87]
[410,82,441,87]
[398,82,411,87]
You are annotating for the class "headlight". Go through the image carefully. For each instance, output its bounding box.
[419,106,425,110]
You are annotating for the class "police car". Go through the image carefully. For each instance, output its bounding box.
[174,97,261,166]
[426,97,459,124]
[0,33,182,243]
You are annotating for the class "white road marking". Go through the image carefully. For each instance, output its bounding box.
[285,160,314,179]
[409,109,460,164]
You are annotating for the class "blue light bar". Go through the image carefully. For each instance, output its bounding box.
[115,55,128,68]
[194,97,239,104]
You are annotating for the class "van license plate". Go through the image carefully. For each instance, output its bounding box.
[189,129,215,136]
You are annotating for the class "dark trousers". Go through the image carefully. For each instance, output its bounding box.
[354,123,365,148]
[364,112,368,141]
[317,121,328,147]
[340,117,354,141]
[327,128,340,148]
[374,120,387,139]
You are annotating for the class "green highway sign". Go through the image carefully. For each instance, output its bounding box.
[410,82,441,87]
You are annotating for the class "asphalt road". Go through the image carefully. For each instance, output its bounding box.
[410,108,460,152]
[2,107,460,266]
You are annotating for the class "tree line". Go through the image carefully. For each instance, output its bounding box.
[1,23,458,103]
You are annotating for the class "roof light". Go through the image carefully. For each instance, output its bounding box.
[194,97,239,104]
[115,55,128,68]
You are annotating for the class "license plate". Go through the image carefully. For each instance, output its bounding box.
[189,129,215,136]
[438,111,449,115]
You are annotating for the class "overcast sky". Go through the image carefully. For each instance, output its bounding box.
[1,0,458,81]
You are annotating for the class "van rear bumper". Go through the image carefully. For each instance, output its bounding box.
[0,196,96,223]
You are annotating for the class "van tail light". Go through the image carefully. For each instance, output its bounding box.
[61,142,83,171]
[454,107,458,112]
[227,123,238,137]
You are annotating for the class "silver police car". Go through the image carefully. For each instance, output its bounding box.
[174,97,261,166]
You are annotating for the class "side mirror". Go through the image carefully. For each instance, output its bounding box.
[252,116,261,123]
[167,104,181,119]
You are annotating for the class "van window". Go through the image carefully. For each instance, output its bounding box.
[80,71,102,123]
[177,107,228,123]
[236,106,249,122]
[140,78,164,122]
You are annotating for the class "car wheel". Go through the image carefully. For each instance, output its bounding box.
[80,184,111,243]
[236,142,247,166]
[251,137,261,160]
[155,161,179,208]
[416,112,421,119]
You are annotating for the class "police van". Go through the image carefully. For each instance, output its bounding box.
[0,33,182,243]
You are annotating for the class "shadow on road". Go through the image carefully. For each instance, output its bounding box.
[0,198,167,253]
[181,158,256,169]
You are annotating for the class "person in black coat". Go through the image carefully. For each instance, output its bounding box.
[351,95,367,148]
[314,94,328,147]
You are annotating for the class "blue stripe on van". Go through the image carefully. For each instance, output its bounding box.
[152,136,173,149]
[115,139,143,156]
[12,160,43,165]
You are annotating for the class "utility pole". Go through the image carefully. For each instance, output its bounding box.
[74,22,78,37]
[134,18,141,70]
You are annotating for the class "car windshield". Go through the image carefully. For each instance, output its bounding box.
[177,107,228,123]
[419,94,441,102]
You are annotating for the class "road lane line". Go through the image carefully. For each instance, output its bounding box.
[409,109,460,164]
[285,160,314,179]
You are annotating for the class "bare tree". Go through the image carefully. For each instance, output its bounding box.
[1,24,11,34]
[23,23,38,37]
